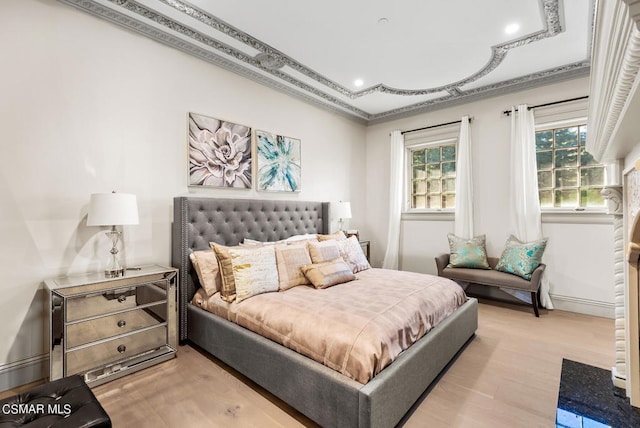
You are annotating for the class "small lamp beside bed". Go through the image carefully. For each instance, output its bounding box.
[334,200,352,232]
[87,191,139,278]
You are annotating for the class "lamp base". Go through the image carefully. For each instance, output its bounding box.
[104,228,125,278]
[104,267,125,278]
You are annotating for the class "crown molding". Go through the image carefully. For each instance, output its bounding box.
[58,0,591,124]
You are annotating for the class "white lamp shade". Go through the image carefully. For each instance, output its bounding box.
[334,201,352,220]
[87,193,139,226]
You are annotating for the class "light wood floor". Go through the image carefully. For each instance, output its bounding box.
[89,301,613,427]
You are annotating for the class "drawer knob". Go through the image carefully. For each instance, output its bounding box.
[117,345,126,353]
[117,320,126,328]
[117,295,127,303]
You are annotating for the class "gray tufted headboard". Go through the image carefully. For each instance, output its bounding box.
[171,196,329,341]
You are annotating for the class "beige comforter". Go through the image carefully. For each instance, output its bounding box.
[192,268,466,383]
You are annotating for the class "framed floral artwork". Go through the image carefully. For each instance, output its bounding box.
[188,112,252,188]
[256,130,301,192]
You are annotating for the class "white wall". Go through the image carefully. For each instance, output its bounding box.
[0,0,366,386]
[365,77,615,318]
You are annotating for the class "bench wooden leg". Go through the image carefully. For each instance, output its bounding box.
[531,292,540,317]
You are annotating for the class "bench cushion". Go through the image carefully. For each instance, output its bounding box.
[440,266,539,292]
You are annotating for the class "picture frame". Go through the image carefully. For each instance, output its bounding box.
[255,130,301,192]
[187,112,252,188]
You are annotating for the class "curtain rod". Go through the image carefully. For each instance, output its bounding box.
[400,118,472,135]
[502,95,589,116]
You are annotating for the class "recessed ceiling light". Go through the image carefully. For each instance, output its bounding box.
[354,79,364,87]
[505,23,520,35]
[378,17,389,25]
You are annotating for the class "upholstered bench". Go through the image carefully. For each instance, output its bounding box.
[435,253,546,317]
[0,374,111,427]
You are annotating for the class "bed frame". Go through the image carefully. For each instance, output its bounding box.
[171,196,478,428]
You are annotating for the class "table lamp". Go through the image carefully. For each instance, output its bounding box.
[87,191,139,277]
[334,201,352,232]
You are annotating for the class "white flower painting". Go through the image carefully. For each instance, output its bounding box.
[188,113,252,188]
[256,130,301,192]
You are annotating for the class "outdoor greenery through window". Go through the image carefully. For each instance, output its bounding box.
[410,144,456,209]
[535,124,605,208]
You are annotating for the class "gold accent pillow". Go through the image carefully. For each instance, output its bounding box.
[275,244,312,290]
[189,250,221,296]
[301,258,356,289]
[229,245,279,303]
[308,240,341,263]
[317,230,347,242]
[210,243,238,302]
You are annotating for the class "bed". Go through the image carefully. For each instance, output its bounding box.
[171,196,478,428]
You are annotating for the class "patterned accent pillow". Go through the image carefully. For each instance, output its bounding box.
[447,233,491,269]
[189,250,221,297]
[275,243,312,290]
[210,243,238,302]
[229,245,279,303]
[337,236,371,273]
[308,240,341,263]
[495,235,547,280]
[301,258,356,289]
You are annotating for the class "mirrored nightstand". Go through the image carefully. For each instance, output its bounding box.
[45,265,178,387]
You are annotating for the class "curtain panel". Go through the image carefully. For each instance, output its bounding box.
[510,105,554,309]
[382,130,404,270]
[454,116,474,238]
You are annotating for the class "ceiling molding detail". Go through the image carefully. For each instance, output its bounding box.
[58,0,592,124]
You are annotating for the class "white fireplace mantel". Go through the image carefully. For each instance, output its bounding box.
[587,0,640,162]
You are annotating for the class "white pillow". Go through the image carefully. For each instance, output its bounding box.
[338,236,371,273]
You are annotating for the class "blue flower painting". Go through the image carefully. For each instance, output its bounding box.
[256,130,301,192]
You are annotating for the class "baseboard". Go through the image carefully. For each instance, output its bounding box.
[0,354,48,392]
[550,294,615,319]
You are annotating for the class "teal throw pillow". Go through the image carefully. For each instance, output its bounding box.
[447,233,491,269]
[495,235,547,280]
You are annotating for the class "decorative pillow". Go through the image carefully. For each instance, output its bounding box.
[317,230,347,242]
[308,240,341,263]
[495,235,547,280]
[242,234,318,247]
[210,243,238,302]
[284,233,319,244]
[337,236,371,273]
[275,243,312,290]
[241,238,274,247]
[228,245,279,303]
[189,250,222,297]
[447,233,491,269]
[301,258,356,289]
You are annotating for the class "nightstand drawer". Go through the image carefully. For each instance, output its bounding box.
[66,305,165,348]
[66,324,167,376]
[66,282,167,322]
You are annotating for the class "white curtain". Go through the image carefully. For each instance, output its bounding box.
[454,116,474,238]
[382,130,404,269]
[510,105,554,309]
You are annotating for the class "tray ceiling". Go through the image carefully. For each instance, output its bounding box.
[58,0,593,124]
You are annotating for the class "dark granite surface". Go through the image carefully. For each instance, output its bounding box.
[557,359,640,428]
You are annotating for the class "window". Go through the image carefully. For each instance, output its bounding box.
[409,142,456,209]
[535,124,605,208]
